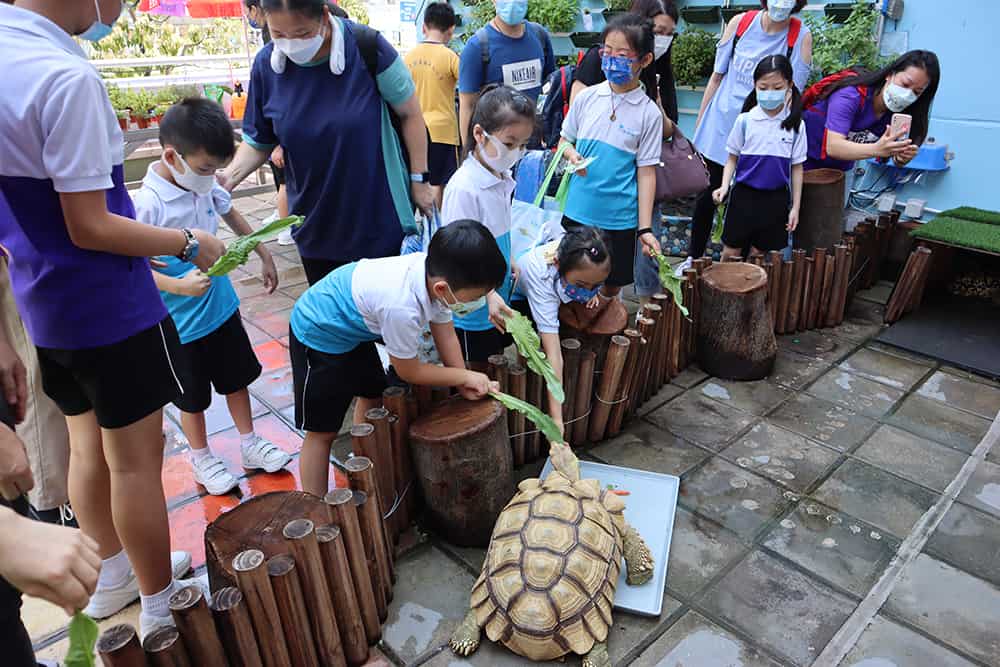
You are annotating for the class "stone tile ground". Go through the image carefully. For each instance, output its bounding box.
[26,196,1000,666]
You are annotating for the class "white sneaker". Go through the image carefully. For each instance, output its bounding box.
[674,256,693,278]
[84,551,193,619]
[190,452,240,495]
[277,228,295,246]
[138,574,210,641]
[241,435,292,473]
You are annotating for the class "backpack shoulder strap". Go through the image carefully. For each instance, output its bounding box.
[732,10,759,57]
[352,22,380,82]
[476,26,491,87]
[786,17,802,58]
[528,22,547,51]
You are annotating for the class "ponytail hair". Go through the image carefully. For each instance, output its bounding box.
[556,226,610,276]
[742,54,802,132]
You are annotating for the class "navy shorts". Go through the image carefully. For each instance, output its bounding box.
[428,142,460,187]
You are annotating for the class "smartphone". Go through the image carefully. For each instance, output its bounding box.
[890,113,912,140]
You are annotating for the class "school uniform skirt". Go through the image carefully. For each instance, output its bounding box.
[721,182,790,254]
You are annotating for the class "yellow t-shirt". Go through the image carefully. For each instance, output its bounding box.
[404,42,460,146]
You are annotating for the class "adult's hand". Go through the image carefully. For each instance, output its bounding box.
[638,231,662,258]
[893,143,920,166]
[0,342,26,423]
[411,182,435,218]
[0,424,33,500]
[189,230,226,273]
[873,126,912,159]
[270,145,285,169]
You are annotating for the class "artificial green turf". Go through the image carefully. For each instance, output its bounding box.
[911,216,1000,254]
[936,207,1000,225]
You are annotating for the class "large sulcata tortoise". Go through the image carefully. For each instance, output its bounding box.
[449,468,654,666]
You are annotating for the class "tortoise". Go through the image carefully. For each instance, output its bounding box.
[449,468,654,666]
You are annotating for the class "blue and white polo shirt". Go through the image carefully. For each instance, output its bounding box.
[726,105,808,191]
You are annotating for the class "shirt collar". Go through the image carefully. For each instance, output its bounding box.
[594,80,648,105]
[749,104,792,122]
[142,162,191,202]
[0,4,88,59]
[466,152,514,190]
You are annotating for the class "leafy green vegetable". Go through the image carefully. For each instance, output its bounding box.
[653,254,690,317]
[65,612,98,667]
[205,215,303,276]
[712,205,725,245]
[504,311,565,404]
[490,391,564,445]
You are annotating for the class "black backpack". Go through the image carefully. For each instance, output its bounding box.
[538,49,586,148]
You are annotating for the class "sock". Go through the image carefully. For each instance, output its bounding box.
[240,431,258,446]
[189,446,212,462]
[97,549,132,590]
[140,580,176,618]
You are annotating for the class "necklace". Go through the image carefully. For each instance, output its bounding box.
[609,92,623,121]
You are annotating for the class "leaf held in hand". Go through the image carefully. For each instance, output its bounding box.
[712,205,725,244]
[653,254,690,317]
[206,215,303,277]
[65,612,98,667]
[504,311,565,404]
[490,391,564,445]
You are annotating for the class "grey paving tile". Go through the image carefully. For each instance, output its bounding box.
[769,394,877,453]
[762,501,899,598]
[844,296,887,325]
[647,392,756,452]
[248,366,295,411]
[239,291,296,319]
[665,508,747,600]
[679,458,791,538]
[769,349,832,390]
[926,502,1000,587]
[632,610,782,667]
[838,347,931,391]
[830,315,884,344]
[840,614,979,667]
[854,424,968,493]
[807,369,904,419]
[856,282,893,306]
[435,541,486,576]
[957,459,1000,520]
[884,553,1000,665]
[777,329,856,363]
[865,341,936,367]
[721,422,841,493]
[702,550,856,666]
[588,420,710,477]
[916,370,1000,420]
[888,394,992,455]
[697,379,792,416]
[941,365,1000,389]
[423,640,562,666]
[635,383,685,418]
[812,459,938,540]
[670,365,708,389]
[382,546,477,664]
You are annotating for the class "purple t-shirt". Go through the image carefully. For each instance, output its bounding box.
[803,86,890,171]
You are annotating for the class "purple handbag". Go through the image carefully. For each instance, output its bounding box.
[654,127,711,202]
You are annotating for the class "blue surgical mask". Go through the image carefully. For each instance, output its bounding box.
[496,0,528,25]
[757,88,787,111]
[79,0,119,43]
[601,54,636,86]
[442,285,487,317]
[561,279,601,304]
[767,0,796,22]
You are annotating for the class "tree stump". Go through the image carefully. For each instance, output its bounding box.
[796,168,845,252]
[408,396,513,547]
[698,263,776,380]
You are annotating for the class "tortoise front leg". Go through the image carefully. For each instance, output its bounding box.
[449,609,482,656]
[582,641,611,667]
[611,514,654,585]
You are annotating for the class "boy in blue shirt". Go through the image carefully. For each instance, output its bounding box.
[133,98,292,497]
[290,220,505,497]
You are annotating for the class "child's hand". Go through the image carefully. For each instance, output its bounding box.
[178,270,211,297]
[564,147,587,177]
[787,208,800,232]
[712,187,728,205]
[638,231,661,258]
[487,292,513,333]
[585,294,602,310]
[260,252,279,294]
[458,370,494,401]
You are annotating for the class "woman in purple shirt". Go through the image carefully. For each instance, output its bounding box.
[803,50,941,171]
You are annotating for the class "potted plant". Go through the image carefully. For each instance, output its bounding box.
[680,5,721,24]
[805,0,883,84]
[671,28,717,86]
[602,0,630,24]
[115,109,129,132]
[720,4,758,22]
[528,0,579,34]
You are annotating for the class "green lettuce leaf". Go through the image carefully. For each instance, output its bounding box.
[65,612,98,667]
[711,204,725,244]
[653,254,690,317]
[206,215,304,277]
[504,311,564,404]
[490,391,564,445]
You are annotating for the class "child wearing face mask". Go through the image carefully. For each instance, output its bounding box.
[512,226,611,434]
[560,14,663,300]
[441,85,536,367]
[712,55,806,259]
[133,98,291,496]
[289,221,503,497]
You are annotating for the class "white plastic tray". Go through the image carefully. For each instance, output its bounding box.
[539,459,679,617]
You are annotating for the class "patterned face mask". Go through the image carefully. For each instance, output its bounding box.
[561,279,601,303]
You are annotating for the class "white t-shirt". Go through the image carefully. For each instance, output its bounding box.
[131,163,233,234]
[515,239,570,334]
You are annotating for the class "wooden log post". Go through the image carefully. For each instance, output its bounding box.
[98,624,147,667]
[768,252,782,325]
[266,555,320,667]
[405,391,419,424]
[351,492,387,622]
[414,385,433,415]
[819,254,836,328]
[808,248,827,330]
[825,245,846,326]
[650,294,669,388]
[487,355,508,393]
[525,369,544,460]
[800,257,815,332]
[363,408,397,539]
[628,316,655,416]
[777,260,794,334]
[788,250,806,332]
[588,335,630,442]
[639,303,662,403]
[875,216,893,282]
[571,351,596,446]
[683,268,700,365]
[324,489,381,645]
[316,526,369,667]
[283,519,347,667]
[350,424,375,466]
[168,583,229,667]
[507,364,527,465]
[832,244,851,325]
[697,263,776,380]
[669,289,684,377]
[906,246,933,314]
[560,339,582,432]
[607,328,641,437]
[797,168,846,251]
[886,247,933,323]
[143,626,191,667]
[211,587,263,667]
[382,386,413,534]
[343,457,394,591]
[232,550,292,667]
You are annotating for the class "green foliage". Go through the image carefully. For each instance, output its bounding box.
[505,311,565,404]
[206,216,304,276]
[672,28,716,86]
[490,391,565,445]
[65,613,98,667]
[463,0,497,36]
[653,254,690,316]
[804,0,884,83]
[528,0,579,33]
[712,205,725,244]
[604,0,632,13]
[339,0,371,25]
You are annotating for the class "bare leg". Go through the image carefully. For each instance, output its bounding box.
[101,409,172,595]
[300,430,336,497]
[179,410,208,451]
[721,245,743,261]
[66,412,122,559]
[225,388,255,435]
[353,396,381,425]
[276,184,289,218]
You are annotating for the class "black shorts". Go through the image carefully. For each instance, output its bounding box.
[172,312,263,414]
[302,258,350,286]
[269,159,286,188]
[428,142,460,186]
[562,218,636,287]
[289,329,386,433]
[721,182,790,254]
[456,327,512,365]
[37,317,183,430]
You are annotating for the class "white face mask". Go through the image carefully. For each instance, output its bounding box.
[768,0,796,22]
[441,284,486,317]
[273,23,325,65]
[654,34,673,60]
[165,154,216,195]
[883,80,919,113]
[479,131,524,174]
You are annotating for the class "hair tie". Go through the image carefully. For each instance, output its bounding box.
[589,246,599,256]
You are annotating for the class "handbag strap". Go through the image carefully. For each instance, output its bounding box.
[532,142,571,207]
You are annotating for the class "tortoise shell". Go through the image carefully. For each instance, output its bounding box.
[470,471,626,661]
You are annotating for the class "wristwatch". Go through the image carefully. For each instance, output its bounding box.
[637,228,655,238]
[177,228,200,262]
[410,172,431,183]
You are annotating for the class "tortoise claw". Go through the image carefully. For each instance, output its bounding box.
[449,610,482,657]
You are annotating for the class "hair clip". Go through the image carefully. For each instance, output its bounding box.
[589,246,599,256]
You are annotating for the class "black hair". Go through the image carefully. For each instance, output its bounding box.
[628,0,678,24]
[759,0,808,13]
[557,226,610,276]
[465,84,536,156]
[602,13,655,60]
[260,0,327,19]
[741,54,802,132]
[816,50,940,145]
[159,97,236,160]
[425,220,507,291]
[423,1,456,31]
